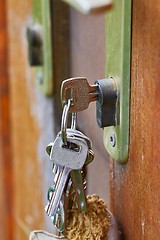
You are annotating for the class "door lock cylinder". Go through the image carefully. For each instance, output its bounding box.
[61,77,118,128]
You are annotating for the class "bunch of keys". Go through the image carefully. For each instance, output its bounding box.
[45,77,98,233]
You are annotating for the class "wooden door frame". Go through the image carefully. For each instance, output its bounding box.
[110,0,160,239]
[0,1,13,239]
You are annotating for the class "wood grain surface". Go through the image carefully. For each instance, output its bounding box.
[110,1,160,239]
[5,1,71,239]
[0,1,13,239]
[6,0,56,239]
[2,0,160,239]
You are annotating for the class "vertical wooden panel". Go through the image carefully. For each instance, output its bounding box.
[110,0,160,239]
[5,1,73,239]
[6,1,56,239]
[0,1,13,239]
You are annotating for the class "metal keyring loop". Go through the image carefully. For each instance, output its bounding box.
[71,112,77,130]
[61,99,72,144]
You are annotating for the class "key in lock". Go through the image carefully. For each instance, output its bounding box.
[61,77,118,128]
[61,77,98,112]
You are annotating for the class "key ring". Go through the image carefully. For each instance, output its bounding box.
[61,99,71,144]
[61,99,77,144]
[71,112,77,130]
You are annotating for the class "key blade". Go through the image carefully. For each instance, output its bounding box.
[45,165,63,215]
[88,83,99,102]
[52,164,60,183]
[50,200,65,233]
[46,166,70,217]
[88,91,98,102]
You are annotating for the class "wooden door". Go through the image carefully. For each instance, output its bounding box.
[0,1,13,239]
[110,1,160,239]
[1,1,160,240]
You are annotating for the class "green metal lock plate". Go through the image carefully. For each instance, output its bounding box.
[31,0,53,96]
[103,0,132,163]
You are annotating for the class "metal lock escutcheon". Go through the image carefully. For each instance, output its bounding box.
[27,0,53,96]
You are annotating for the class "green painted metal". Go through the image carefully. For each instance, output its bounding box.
[104,0,132,163]
[33,0,53,96]
[62,0,112,14]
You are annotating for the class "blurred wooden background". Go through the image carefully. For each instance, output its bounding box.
[1,0,160,240]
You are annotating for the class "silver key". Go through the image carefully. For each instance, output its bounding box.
[45,135,88,217]
[46,131,94,166]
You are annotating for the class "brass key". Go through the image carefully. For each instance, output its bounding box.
[61,77,98,112]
